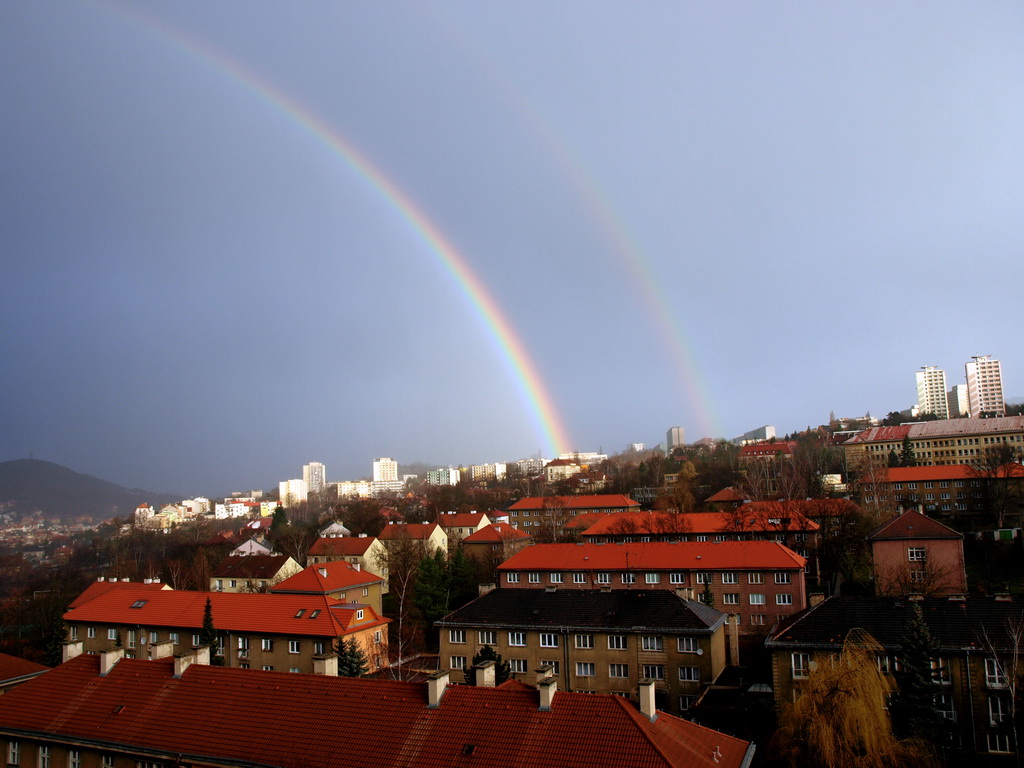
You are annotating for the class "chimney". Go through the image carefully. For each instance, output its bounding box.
[808,593,825,607]
[62,640,83,663]
[538,676,557,711]
[318,567,328,578]
[535,663,555,683]
[474,660,496,687]
[149,640,175,660]
[174,645,209,678]
[194,645,211,666]
[676,587,694,601]
[353,562,360,571]
[358,533,367,538]
[97,576,106,582]
[728,614,741,667]
[426,670,449,708]
[99,647,124,676]
[638,679,658,721]
[121,577,130,582]
[313,653,338,676]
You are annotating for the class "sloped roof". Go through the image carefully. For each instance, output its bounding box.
[437,589,726,634]
[67,578,170,609]
[271,562,383,594]
[0,656,753,768]
[844,416,1024,445]
[0,653,48,683]
[738,441,796,457]
[507,495,640,511]
[871,465,974,482]
[211,553,296,580]
[463,522,530,543]
[705,487,747,503]
[378,522,442,541]
[868,509,962,541]
[498,541,805,572]
[581,511,818,537]
[308,536,378,557]
[64,587,387,637]
[767,595,1024,652]
[436,512,488,528]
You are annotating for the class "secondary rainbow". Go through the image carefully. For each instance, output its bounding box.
[99,2,572,457]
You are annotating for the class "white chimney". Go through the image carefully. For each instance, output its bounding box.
[62,641,83,663]
[354,562,361,571]
[474,660,496,687]
[538,676,557,711]
[638,679,658,721]
[318,567,328,578]
[149,640,175,660]
[313,653,339,676]
[99,647,124,676]
[535,663,555,683]
[427,670,449,708]
[97,576,105,582]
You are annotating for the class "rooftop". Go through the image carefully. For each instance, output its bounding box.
[507,495,640,512]
[271,562,383,594]
[868,509,962,541]
[498,541,806,572]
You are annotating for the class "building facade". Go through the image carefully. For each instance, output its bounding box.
[302,462,327,495]
[966,355,1005,418]
[373,457,398,483]
[843,416,1024,469]
[916,366,949,419]
[278,478,308,508]
[867,509,967,594]
[666,426,686,452]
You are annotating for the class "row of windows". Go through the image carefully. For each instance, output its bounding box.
[508,571,794,585]
[6,744,133,768]
[70,627,381,654]
[448,630,705,652]
[447,659,702,682]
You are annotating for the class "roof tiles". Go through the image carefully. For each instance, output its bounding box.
[498,541,805,572]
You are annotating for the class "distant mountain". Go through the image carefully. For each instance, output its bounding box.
[0,459,180,523]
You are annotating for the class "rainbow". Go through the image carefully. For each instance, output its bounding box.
[96,2,573,457]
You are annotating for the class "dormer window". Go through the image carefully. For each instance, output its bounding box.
[130,600,147,609]
[356,609,364,620]
[309,609,320,619]
[294,609,305,618]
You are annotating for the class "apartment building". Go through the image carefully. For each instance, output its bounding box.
[497,541,806,635]
[210,553,301,593]
[63,586,389,674]
[843,416,1024,468]
[270,561,385,615]
[916,366,949,419]
[966,355,1005,418]
[437,589,726,715]
[436,511,491,546]
[867,509,966,594]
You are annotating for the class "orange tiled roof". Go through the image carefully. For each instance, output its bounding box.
[463,523,530,543]
[507,495,640,512]
[378,522,440,541]
[581,511,818,537]
[868,509,963,541]
[0,653,48,682]
[498,541,805,572]
[0,656,754,768]
[271,563,383,594]
[436,512,488,528]
[871,464,1024,481]
[64,587,387,638]
[68,579,170,609]
[308,536,378,557]
[211,554,295,580]
[705,487,747,503]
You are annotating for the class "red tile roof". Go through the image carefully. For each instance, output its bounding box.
[0,653,48,683]
[0,656,754,768]
[738,441,796,457]
[67,578,170,609]
[507,494,640,512]
[271,562,383,594]
[211,553,296,579]
[498,541,805,572]
[308,535,378,557]
[868,509,963,541]
[378,522,441,541]
[705,487,747,503]
[436,512,488,528]
[64,587,387,638]
[463,522,530,543]
[870,464,1024,481]
[581,510,818,537]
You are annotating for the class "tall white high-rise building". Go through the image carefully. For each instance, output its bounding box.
[915,366,949,419]
[666,426,685,452]
[303,462,326,494]
[947,384,969,418]
[373,457,398,483]
[966,355,1005,417]
[278,478,308,508]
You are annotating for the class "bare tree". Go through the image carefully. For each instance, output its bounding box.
[373,531,424,679]
[969,445,1024,529]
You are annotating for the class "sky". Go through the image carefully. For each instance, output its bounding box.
[2,1,1022,496]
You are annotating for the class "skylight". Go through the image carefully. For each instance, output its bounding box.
[294,609,305,618]
[310,609,320,619]
[129,600,147,609]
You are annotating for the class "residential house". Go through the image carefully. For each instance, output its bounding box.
[868,509,967,595]
[843,416,1024,469]
[436,511,491,547]
[306,535,389,591]
[505,494,640,535]
[462,522,532,579]
[271,562,385,615]
[63,586,389,674]
[67,577,171,609]
[0,654,47,695]
[0,652,754,768]
[544,458,582,484]
[210,553,302,593]
[765,595,1024,758]
[436,589,727,715]
[230,535,273,557]
[377,522,448,557]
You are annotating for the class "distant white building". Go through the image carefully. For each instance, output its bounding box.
[666,426,685,452]
[558,452,607,465]
[334,480,372,499]
[469,463,507,482]
[915,366,949,419]
[181,498,210,518]
[735,425,776,445]
[371,480,405,496]
[426,467,461,486]
[373,458,398,483]
[514,457,548,476]
[947,384,969,418]
[966,355,1005,418]
[278,478,308,508]
[303,462,327,495]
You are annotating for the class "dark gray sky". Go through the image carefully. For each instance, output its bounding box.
[2,1,1021,494]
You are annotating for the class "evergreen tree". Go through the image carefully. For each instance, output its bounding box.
[887,449,900,468]
[40,602,67,667]
[199,597,224,666]
[702,581,715,608]
[414,549,452,630]
[271,506,289,536]
[890,603,944,746]
[899,436,917,468]
[465,644,511,686]
[447,547,478,609]
[335,637,369,677]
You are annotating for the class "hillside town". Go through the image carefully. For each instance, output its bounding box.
[1,357,1024,767]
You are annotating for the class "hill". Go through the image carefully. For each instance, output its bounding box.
[0,459,180,523]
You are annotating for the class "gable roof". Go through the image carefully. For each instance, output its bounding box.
[498,541,806,572]
[436,512,488,528]
[271,562,383,594]
[507,495,640,512]
[308,535,379,557]
[0,653,48,684]
[378,522,442,541]
[738,441,796,457]
[212,553,296,579]
[463,522,531,543]
[64,587,387,637]
[581,511,818,537]
[868,509,962,541]
[844,416,1024,445]
[437,589,726,634]
[0,655,753,768]
[705,487,747,503]
[67,578,170,609]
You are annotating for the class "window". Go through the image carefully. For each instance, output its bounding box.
[678,637,699,653]
[609,663,629,678]
[262,665,274,671]
[792,652,810,679]
[774,572,792,584]
[69,751,81,768]
[989,695,1009,726]
[262,638,273,651]
[149,631,158,644]
[102,756,114,768]
[679,695,695,711]
[528,572,541,584]
[310,609,321,619]
[576,662,595,677]
[550,572,563,584]
[313,641,325,655]
[192,634,201,647]
[696,572,711,584]
[8,741,19,765]
[641,636,663,652]
[289,667,301,674]
[127,630,136,648]
[986,658,1008,688]
[597,572,611,584]
[573,572,587,584]
[931,658,950,685]
[909,547,926,561]
[374,630,382,643]
[621,573,636,584]
[87,626,96,639]
[678,666,700,682]
[356,609,364,620]
[215,579,224,591]
[450,655,466,669]
[507,573,520,583]
[509,632,525,647]
[449,629,466,644]
[540,633,559,648]
[645,573,660,584]
[540,660,560,675]
[722,572,738,584]
[669,572,685,584]
[696,535,708,542]
[478,630,496,645]
[108,628,117,641]
[748,572,764,584]
[750,614,766,625]
[70,625,78,641]
[510,658,528,674]
[294,609,305,618]
[230,580,238,589]
[933,693,955,721]
[776,594,793,606]
[877,655,900,675]
[987,732,1013,753]
[642,664,665,680]
[749,593,765,605]
[288,640,300,654]
[608,635,627,650]
[723,593,739,605]
[575,634,594,649]
[237,637,250,653]
[37,745,49,768]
